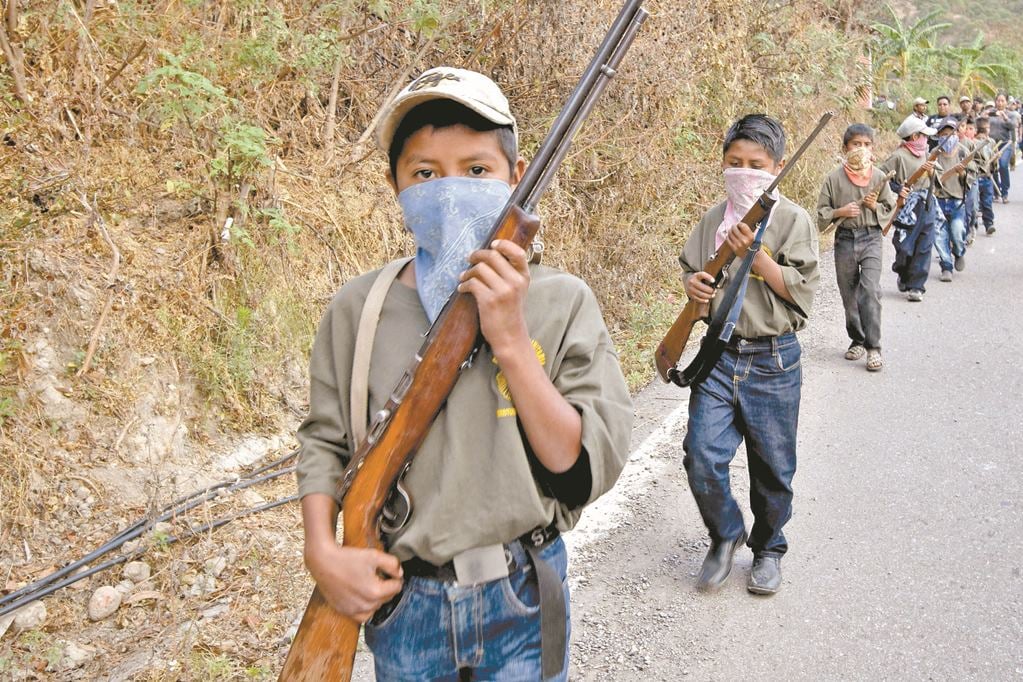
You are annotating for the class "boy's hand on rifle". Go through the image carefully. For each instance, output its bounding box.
[898,184,911,200]
[459,239,531,359]
[686,271,716,307]
[305,543,403,623]
[836,201,861,218]
[725,221,755,259]
[954,162,967,175]
[862,192,878,211]
[921,160,936,175]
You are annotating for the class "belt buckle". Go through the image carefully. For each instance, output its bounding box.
[452,544,509,586]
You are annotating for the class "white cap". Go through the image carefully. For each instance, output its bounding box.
[913,97,929,106]
[959,95,971,103]
[375,67,517,151]
[896,116,937,138]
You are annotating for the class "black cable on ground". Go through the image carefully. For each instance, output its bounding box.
[0,495,299,618]
[0,451,298,610]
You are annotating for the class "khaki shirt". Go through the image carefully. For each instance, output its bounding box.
[295,264,633,564]
[879,146,931,190]
[816,165,897,231]
[678,196,820,339]
[934,144,969,199]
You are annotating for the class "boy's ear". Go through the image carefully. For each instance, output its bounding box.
[774,158,786,175]
[510,156,526,188]
[385,168,399,196]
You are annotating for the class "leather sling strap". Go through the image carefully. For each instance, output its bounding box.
[350,257,412,446]
[523,538,567,680]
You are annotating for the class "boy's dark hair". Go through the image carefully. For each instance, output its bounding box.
[842,123,874,147]
[387,100,517,178]
[722,114,786,162]
[936,95,951,104]
[976,116,990,131]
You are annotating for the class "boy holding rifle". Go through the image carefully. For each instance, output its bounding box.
[974,117,999,235]
[679,114,820,595]
[931,117,970,282]
[879,116,938,302]
[294,68,632,680]
[816,123,896,372]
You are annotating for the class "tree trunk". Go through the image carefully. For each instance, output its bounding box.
[0,0,30,104]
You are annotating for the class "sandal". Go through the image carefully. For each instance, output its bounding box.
[866,349,883,372]
[844,344,866,361]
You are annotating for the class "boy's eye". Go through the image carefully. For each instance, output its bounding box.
[469,165,487,176]
[414,169,434,179]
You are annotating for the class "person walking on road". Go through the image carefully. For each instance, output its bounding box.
[880,116,938,302]
[816,124,896,371]
[678,114,820,596]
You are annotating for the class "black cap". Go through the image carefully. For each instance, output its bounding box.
[935,116,959,132]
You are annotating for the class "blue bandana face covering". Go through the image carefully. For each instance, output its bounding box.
[939,134,959,154]
[398,177,512,323]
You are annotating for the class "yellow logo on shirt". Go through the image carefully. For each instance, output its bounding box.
[493,339,546,417]
[750,245,773,281]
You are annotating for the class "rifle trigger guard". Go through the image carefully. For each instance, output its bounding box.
[380,476,412,535]
[460,345,481,371]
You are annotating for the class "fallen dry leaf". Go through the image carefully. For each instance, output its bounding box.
[125,590,166,604]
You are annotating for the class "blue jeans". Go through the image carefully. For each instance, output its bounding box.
[366,537,570,681]
[934,197,966,272]
[891,193,937,293]
[965,182,979,232]
[683,333,801,557]
[997,142,1012,197]
[978,177,995,228]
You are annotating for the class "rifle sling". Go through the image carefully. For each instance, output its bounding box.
[673,206,774,387]
[351,257,413,447]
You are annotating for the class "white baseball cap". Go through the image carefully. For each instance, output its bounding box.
[913,97,929,106]
[375,67,517,152]
[896,116,937,138]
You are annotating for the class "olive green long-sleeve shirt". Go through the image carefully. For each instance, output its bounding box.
[295,263,634,565]
[678,196,820,339]
[816,165,897,232]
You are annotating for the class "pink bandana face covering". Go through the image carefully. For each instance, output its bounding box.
[716,167,779,250]
[903,136,929,158]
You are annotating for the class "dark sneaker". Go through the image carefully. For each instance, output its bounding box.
[897,279,908,292]
[986,226,996,235]
[940,270,953,282]
[954,254,966,272]
[697,530,747,592]
[907,289,924,302]
[747,555,782,595]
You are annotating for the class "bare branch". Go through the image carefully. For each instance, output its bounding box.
[323,54,344,148]
[73,193,121,378]
[6,0,17,36]
[0,14,29,104]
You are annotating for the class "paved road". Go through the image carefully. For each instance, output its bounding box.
[567,168,1023,680]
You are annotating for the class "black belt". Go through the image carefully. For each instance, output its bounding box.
[401,523,565,679]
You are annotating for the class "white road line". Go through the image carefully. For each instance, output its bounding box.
[564,397,689,556]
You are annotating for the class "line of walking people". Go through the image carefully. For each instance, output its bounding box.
[817,92,1018,372]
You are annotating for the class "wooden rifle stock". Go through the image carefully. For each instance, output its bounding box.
[279,1,648,679]
[882,149,940,236]
[938,138,990,183]
[654,111,834,384]
[653,197,774,384]
[820,169,897,236]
